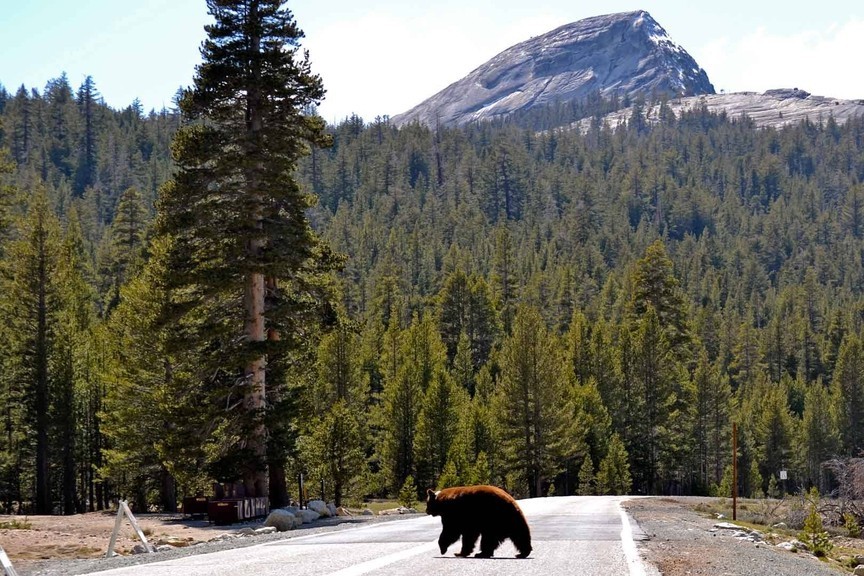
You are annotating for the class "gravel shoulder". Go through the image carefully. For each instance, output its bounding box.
[8,512,417,576]
[624,497,848,576]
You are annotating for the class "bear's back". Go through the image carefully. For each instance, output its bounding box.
[434,485,523,522]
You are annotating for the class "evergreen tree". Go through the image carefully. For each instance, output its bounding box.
[414,370,468,490]
[101,237,207,510]
[596,434,631,495]
[577,456,596,495]
[3,190,61,514]
[154,0,334,498]
[74,76,100,195]
[798,381,840,492]
[303,399,364,507]
[494,304,574,497]
[693,349,731,490]
[491,226,517,333]
[451,331,474,394]
[572,378,611,485]
[629,240,690,353]
[755,377,794,495]
[53,208,96,513]
[628,307,691,494]
[44,74,78,182]
[378,314,436,491]
[437,271,499,378]
[100,186,148,313]
[302,320,366,506]
[834,334,864,455]
[730,320,765,391]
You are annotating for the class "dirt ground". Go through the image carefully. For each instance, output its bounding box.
[0,511,232,564]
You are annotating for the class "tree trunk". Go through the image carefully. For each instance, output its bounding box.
[243,269,267,497]
[268,462,288,509]
[242,4,269,499]
[35,223,51,515]
[160,466,177,512]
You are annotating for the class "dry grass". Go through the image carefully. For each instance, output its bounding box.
[0,517,32,530]
[353,499,426,514]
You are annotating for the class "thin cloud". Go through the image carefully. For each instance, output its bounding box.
[698,18,864,99]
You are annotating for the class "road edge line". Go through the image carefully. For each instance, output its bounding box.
[619,504,659,576]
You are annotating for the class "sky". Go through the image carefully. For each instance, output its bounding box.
[2,1,862,124]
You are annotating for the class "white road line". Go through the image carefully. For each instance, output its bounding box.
[619,505,657,576]
[323,541,438,576]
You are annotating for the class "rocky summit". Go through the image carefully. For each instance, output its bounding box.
[391,10,714,127]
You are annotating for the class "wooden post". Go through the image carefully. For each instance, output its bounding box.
[732,422,738,521]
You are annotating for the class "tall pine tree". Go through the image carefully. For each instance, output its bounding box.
[155,0,334,498]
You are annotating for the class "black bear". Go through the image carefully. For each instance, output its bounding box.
[425,485,532,558]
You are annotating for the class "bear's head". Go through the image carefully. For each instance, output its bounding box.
[425,488,441,516]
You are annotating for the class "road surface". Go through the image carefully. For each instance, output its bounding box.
[87,496,658,576]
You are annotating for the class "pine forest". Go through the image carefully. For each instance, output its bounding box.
[2,1,864,514]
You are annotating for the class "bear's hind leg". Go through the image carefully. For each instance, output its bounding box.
[475,531,503,558]
[455,530,479,557]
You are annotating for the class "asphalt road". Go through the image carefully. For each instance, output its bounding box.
[85,496,659,576]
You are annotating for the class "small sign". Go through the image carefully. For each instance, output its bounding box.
[779,470,788,480]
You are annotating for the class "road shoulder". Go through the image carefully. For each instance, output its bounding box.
[623,497,845,576]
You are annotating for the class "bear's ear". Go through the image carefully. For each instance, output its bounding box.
[426,488,436,500]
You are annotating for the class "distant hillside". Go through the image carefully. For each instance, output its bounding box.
[575,88,864,131]
[392,10,714,127]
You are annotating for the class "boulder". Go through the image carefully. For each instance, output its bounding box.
[327,503,338,517]
[792,539,809,551]
[378,506,416,516]
[208,533,238,542]
[854,566,864,576]
[713,522,741,531]
[298,509,320,523]
[264,509,297,532]
[155,536,194,548]
[361,508,374,516]
[308,500,331,517]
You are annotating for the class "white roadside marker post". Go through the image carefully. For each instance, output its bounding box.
[106,500,155,558]
[0,545,19,576]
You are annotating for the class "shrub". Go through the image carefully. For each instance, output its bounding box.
[398,475,418,509]
[799,488,833,557]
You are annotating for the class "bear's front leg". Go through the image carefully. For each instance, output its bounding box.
[438,518,460,555]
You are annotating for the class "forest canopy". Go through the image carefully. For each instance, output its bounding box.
[1,58,864,511]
